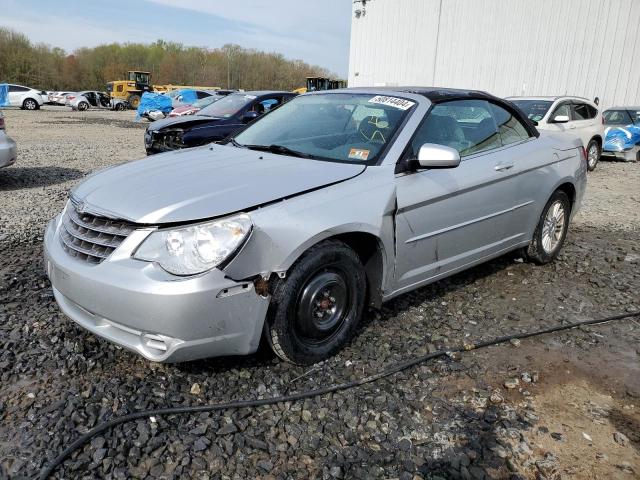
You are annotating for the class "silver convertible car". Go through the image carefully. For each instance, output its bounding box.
[44,88,587,364]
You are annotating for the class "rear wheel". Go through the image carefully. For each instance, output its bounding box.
[525,190,571,264]
[266,240,366,365]
[22,98,38,110]
[127,94,141,109]
[586,139,600,171]
[77,101,89,111]
[114,102,125,111]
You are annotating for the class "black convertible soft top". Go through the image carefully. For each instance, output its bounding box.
[345,86,540,138]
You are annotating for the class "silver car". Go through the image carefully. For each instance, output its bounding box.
[44,88,586,364]
[0,111,17,168]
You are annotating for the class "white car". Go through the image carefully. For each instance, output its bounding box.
[66,91,112,111]
[49,91,75,105]
[6,84,45,111]
[507,96,604,171]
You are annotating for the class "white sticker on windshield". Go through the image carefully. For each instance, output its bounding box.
[368,95,415,110]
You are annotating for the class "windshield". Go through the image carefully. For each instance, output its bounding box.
[603,109,636,125]
[233,93,416,164]
[193,95,221,108]
[511,100,553,122]
[199,93,256,118]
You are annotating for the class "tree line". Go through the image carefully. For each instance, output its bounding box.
[0,27,335,92]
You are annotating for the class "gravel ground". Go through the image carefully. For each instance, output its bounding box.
[1,107,639,479]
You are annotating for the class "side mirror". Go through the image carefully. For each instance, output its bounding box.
[553,114,570,123]
[416,143,461,169]
[242,111,259,123]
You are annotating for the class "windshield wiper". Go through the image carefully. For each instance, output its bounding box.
[242,144,315,159]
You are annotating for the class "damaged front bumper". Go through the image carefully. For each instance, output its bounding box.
[145,129,185,155]
[43,216,269,362]
[601,144,639,162]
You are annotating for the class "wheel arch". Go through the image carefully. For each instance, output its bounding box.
[276,227,389,309]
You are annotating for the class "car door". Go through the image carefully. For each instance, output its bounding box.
[571,102,596,147]
[394,99,522,291]
[86,92,98,107]
[489,102,545,243]
[544,101,574,135]
[8,85,27,106]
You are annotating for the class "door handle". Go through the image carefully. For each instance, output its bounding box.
[494,163,514,172]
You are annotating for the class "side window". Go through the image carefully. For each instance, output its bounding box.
[409,99,501,158]
[586,104,598,119]
[490,103,531,146]
[572,103,590,120]
[550,103,571,121]
[9,85,28,92]
[116,84,124,93]
[252,97,281,114]
[196,91,209,99]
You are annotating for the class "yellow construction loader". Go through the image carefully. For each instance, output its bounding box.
[107,71,219,109]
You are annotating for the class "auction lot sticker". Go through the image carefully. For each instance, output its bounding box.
[368,95,415,110]
[349,148,370,160]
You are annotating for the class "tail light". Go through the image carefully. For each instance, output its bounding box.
[67,96,75,100]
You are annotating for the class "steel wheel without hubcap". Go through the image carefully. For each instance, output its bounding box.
[266,240,366,365]
[541,200,566,254]
[295,270,349,345]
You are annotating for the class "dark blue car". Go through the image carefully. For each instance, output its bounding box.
[145,91,297,155]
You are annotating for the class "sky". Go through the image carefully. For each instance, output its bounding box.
[0,0,353,76]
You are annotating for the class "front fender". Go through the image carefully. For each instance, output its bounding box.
[223,166,397,290]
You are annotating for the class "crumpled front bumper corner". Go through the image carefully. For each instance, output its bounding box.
[43,218,270,363]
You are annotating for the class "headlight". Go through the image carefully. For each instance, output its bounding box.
[133,214,252,275]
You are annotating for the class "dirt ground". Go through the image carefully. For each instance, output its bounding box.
[0,106,638,479]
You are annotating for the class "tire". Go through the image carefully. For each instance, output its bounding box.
[525,190,571,264]
[115,102,125,111]
[586,139,600,171]
[22,98,39,110]
[127,94,141,109]
[266,240,367,365]
[77,102,89,111]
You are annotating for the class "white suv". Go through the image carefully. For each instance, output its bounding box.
[507,96,604,171]
[6,84,45,111]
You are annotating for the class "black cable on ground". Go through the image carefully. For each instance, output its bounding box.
[38,310,640,479]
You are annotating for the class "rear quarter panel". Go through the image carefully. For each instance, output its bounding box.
[516,132,586,240]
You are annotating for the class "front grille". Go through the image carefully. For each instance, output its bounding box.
[60,203,136,264]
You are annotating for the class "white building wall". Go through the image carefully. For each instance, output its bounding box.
[348,0,640,107]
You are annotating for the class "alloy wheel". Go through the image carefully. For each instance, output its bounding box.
[541,200,566,254]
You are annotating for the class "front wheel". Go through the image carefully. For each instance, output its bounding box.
[525,190,571,264]
[127,94,141,109]
[586,140,600,171]
[266,240,366,365]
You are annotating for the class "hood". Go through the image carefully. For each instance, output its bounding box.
[169,105,198,117]
[71,144,366,224]
[148,114,224,131]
